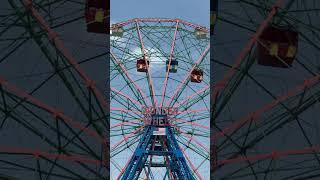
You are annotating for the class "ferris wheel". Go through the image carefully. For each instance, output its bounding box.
[0,0,108,179]
[110,18,210,179]
[1,0,320,179]
[212,0,320,179]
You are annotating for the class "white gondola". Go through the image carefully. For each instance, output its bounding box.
[111,26,124,37]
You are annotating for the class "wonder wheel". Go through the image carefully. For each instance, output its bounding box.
[110,18,210,179]
[213,0,320,179]
[0,0,108,179]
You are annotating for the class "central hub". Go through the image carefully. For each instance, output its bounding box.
[142,107,178,126]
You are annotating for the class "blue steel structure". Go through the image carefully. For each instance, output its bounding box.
[121,114,195,180]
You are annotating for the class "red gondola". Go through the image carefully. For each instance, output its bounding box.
[85,0,109,34]
[190,68,203,83]
[257,25,298,68]
[136,58,150,72]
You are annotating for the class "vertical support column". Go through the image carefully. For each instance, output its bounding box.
[122,126,154,180]
[121,126,195,179]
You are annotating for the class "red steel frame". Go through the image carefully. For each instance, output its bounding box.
[4,0,317,178]
[211,0,320,177]
[0,0,109,177]
[110,18,210,179]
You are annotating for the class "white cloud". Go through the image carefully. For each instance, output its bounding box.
[131,47,166,70]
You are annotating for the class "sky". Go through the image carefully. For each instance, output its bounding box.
[111,0,210,27]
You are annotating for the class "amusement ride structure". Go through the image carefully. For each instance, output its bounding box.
[0,0,320,179]
[110,18,210,179]
[0,0,109,179]
[212,0,320,179]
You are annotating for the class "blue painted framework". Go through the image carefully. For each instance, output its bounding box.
[121,125,195,179]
